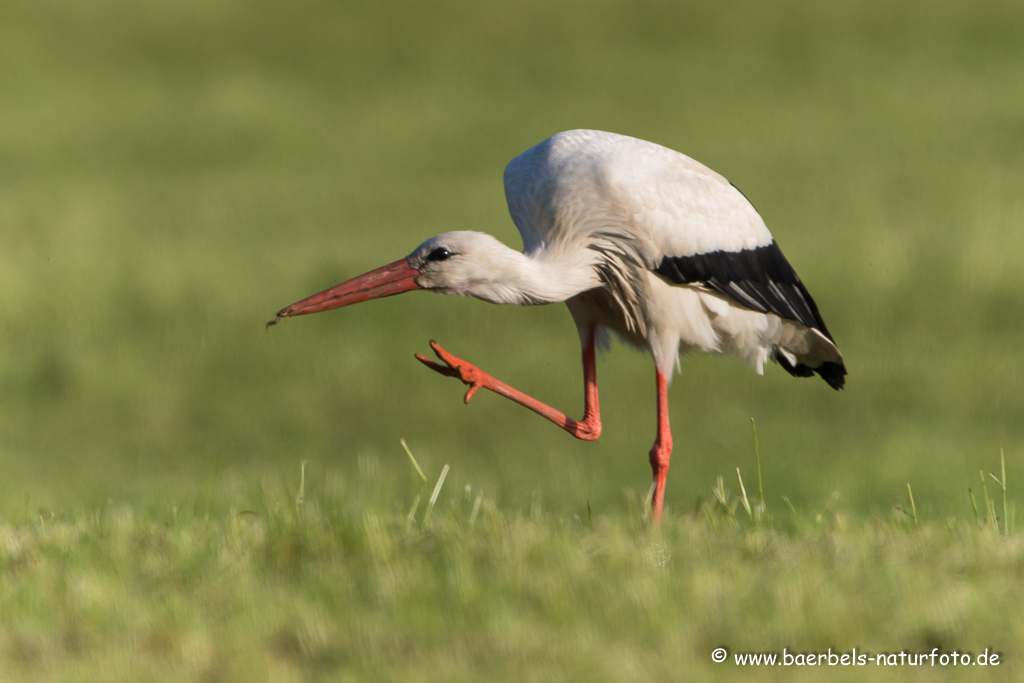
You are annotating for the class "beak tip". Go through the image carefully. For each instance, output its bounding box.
[266,311,288,328]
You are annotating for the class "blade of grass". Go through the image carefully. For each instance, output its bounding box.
[1002,448,1009,535]
[750,418,765,512]
[737,468,752,520]
[406,495,421,529]
[422,464,449,529]
[988,449,1009,536]
[642,483,655,524]
[981,470,996,529]
[907,483,918,526]
[401,439,427,484]
[296,460,307,506]
[712,476,727,507]
[969,487,981,529]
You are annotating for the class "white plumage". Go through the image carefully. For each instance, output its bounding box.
[273,129,846,524]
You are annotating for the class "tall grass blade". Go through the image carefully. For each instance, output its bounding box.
[988,449,1009,536]
[642,483,655,523]
[712,476,728,508]
[782,495,797,517]
[406,495,421,529]
[981,469,996,529]
[969,487,981,529]
[401,439,428,484]
[737,468,752,520]
[422,464,450,528]
[1002,448,1009,536]
[750,418,765,512]
[296,460,307,506]
[906,483,918,526]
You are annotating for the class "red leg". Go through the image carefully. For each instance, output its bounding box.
[415,333,601,441]
[649,370,673,525]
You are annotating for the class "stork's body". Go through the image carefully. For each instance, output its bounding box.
[272,130,846,524]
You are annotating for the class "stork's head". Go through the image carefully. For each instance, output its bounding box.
[269,231,519,323]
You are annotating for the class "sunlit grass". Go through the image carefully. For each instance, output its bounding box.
[1,457,1020,682]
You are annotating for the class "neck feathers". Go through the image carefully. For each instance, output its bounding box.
[468,244,602,306]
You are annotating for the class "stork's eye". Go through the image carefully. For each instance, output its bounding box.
[427,247,453,262]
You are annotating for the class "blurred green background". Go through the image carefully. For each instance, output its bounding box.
[2,0,1023,521]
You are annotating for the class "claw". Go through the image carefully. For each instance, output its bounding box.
[427,339,456,364]
[415,340,462,378]
[416,340,486,403]
[414,353,458,377]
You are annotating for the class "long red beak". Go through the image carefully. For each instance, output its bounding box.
[270,258,421,324]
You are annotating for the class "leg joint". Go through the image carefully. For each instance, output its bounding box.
[572,416,601,441]
[648,437,672,470]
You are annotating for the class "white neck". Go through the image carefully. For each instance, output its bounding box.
[465,244,601,306]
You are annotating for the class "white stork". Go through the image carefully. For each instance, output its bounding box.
[270,130,846,524]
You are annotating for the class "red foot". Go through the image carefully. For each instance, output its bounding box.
[415,340,491,404]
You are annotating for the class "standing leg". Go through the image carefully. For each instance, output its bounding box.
[576,328,601,439]
[649,370,673,525]
[415,328,601,441]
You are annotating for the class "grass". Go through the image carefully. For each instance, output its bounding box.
[1,455,1021,682]
[3,0,1024,678]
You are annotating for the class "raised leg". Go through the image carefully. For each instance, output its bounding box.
[414,332,601,441]
[649,370,673,525]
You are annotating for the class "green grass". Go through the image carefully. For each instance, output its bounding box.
[2,0,1024,679]
[2,460,1021,682]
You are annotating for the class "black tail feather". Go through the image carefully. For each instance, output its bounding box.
[775,352,846,391]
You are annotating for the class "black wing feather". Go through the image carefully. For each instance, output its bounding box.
[655,241,837,344]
